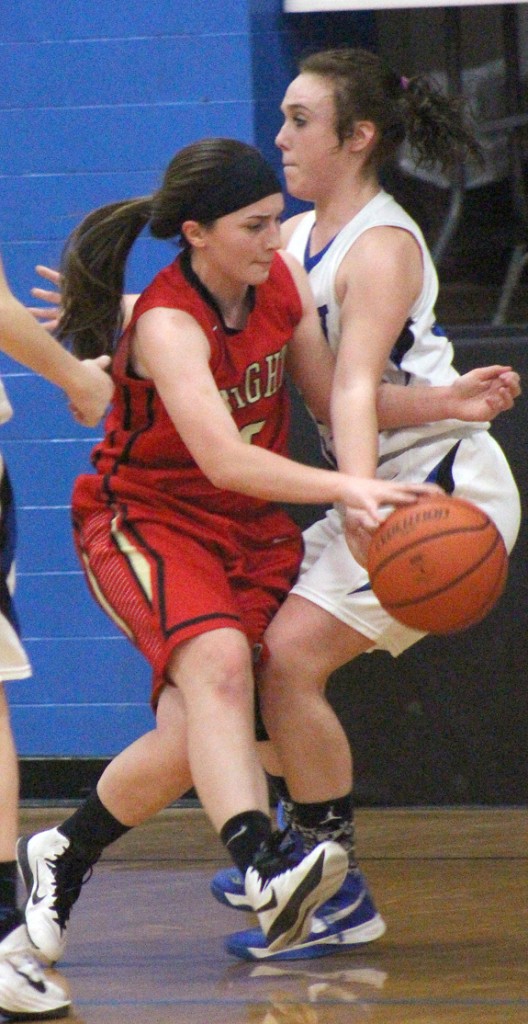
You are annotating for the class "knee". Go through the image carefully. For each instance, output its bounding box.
[170,633,254,710]
[258,634,312,711]
[209,651,253,707]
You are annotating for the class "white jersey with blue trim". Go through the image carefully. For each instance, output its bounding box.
[286,189,488,465]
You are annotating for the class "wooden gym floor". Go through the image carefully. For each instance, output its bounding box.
[17,805,527,1024]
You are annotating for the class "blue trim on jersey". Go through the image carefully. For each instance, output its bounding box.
[348,581,372,595]
[390,318,414,369]
[303,227,337,273]
[425,440,460,494]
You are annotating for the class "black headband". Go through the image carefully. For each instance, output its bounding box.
[185,149,282,224]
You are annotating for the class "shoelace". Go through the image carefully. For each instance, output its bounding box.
[250,828,303,883]
[48,848,96,930]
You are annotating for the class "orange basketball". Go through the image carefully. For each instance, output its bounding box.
[367,496,508,634]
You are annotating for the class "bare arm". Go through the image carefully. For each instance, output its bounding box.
[0,257,113,426]
[133,305,435,528]
[29,262,520,428]
[331,226,422,478]
[377,366,521,426]
[280,251,335,424]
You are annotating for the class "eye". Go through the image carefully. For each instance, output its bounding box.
[293,115,307,127]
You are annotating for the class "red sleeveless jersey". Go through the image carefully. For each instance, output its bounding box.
[89,251,303,518]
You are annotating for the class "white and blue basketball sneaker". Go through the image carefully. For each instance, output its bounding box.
[224,870,386,961]
[211,865,250,910]
[243,835,348,953]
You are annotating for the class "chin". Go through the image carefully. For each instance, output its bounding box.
[251,266,272,283]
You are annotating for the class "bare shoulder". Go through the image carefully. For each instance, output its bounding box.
[276,249,307,290]
[339,225,422,288]
[280,212,310,247]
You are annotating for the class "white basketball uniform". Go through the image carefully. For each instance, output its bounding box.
[0,378,31,680]
[287,190,521,655]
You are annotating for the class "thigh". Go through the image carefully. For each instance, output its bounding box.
[264,592,374,685]
[74,505,247,691]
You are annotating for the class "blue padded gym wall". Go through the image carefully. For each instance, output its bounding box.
[0,0,377,765]
[0,0,257,759]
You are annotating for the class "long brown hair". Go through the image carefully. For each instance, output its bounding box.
[299,48,483,175]
[57,138,280,358]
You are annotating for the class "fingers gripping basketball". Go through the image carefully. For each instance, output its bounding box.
[367,496,508,634]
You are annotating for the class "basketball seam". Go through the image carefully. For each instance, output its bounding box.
[369,521,492,583]
[441,556,507,631]
[375,531,505,610]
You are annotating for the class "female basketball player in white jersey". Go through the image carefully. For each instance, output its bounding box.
[220,48,521,961]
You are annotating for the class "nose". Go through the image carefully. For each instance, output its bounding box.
[275,122,287,150]
[266,221,282,250]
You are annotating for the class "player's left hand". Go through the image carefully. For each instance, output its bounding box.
[448,365,521,422]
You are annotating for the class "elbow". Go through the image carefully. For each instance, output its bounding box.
[202,451,242,492]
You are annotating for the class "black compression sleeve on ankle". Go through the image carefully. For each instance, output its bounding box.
[59,789,131,857]
[292,793,353,828]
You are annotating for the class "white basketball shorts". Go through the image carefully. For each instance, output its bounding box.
[292,431,521,657]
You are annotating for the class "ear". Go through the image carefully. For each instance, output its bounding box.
[181,219,207,248]
[346,120,377,155]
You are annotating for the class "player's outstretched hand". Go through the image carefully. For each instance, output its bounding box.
[28,264,140,334]
[448,365,521,422]
[27,265,63,333]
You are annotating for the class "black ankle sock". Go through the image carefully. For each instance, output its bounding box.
[59,789,131,862]
[0,861,19,937]
[220,811,272,875]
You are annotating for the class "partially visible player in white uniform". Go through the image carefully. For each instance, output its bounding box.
[286,184,520,643]
[0,253,112,1017]
[218,48,521,960]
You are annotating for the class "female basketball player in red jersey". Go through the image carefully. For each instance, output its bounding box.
[16,138,441,964]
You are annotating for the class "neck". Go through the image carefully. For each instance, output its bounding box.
[310,177,381,251]
[190,252,251,329]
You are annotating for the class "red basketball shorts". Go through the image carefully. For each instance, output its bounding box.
[72,481,303,707]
